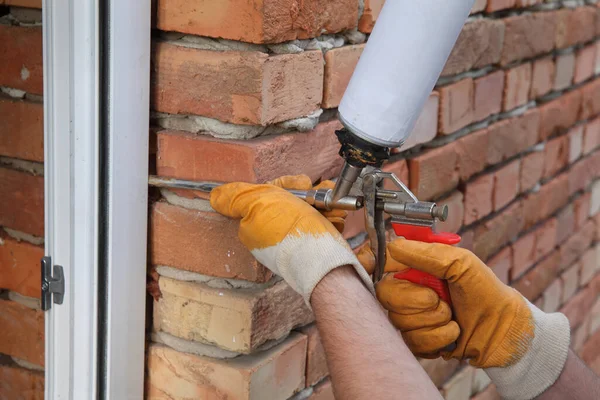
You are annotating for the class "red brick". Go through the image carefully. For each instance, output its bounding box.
[560,264,580,302]
[458,229,475,253]
[580,78,600,120]
[0,0,41,6]
[597,41,600,74]
[358,0,384,33]
[493,159,521,211]
[442,19,505,77]
[512,231,536,280]
[152,44,323,125]
[0,168,44,237]
[535,218,558,259]
[593,181,600,217]
[401,92,439,150]
[560,275,600,328]
[573,318,591,353]
[157,121,343,184]
[574,192,592,230]
[569,152,600,195]
[438,191,464,234]
[553,52,575,91]
[0,98,43,162]
[147,334,307,400]
[156,0,358,43]
[322,44,364,108]
[472,383,501,400]
[522,173,570,229]
[520,150,545,192]
[559,220,596,271]
[439,79,474,134]
[408,143,459,201]
[579,247,598,286]
[150,201,272,282]
[512,251,561,302]
[582,328,600,373]
[584,118,600,155]
[382,158,409,189]
[308,379,334,400]
[456,129,489,181]
[474,71,505,122]
[500,12,557,66]
[596,213,600,241]
[464,174,494,225]
[487,0,515,12]
[0,365,43,400]
[530,56,555,100]
[543,278,562,313]
[298,324,328,387]
[574,45,597,85]
[556,204,576,244]
[539,90,582,140]
[0,300,43,367]
[473,202,525,261]
[568,125,585,163]
[487,109,540,165]
[555,7,597,49]
[503,63,532,112]
[0,232,42,298]
[543,134,569,178]
[488,247,512,284]
[0,25,42,94]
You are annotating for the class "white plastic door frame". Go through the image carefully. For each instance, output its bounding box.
[43,0,150,398]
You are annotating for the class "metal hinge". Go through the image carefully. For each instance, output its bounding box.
[41,256,65,311]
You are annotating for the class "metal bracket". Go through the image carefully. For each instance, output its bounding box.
[41,256,65,311]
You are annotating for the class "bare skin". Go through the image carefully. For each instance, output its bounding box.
[311,265,442,400]
[538,349,600,400]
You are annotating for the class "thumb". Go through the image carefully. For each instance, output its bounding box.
[387,239,470,282]
[357,245,410,275]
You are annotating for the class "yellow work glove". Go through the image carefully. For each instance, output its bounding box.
[210,175,374,306]
[359,239,570,400]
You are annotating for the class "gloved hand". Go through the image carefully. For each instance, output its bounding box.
[210,175,374,306]
[358,239,570,400]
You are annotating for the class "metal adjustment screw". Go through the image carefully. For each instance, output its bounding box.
[41,256,65,311]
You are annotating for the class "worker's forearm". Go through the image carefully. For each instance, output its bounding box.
[537,349,600,400]
[311,265,442,400]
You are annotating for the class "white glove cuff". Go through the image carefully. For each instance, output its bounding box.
[485,300,571,400]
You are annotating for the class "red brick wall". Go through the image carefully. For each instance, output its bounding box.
[148,1,600,399]
[0,2,45,399]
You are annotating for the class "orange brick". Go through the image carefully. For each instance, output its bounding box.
[555,7,597,49]
[438,191,464,234]
[543,134,569,179]
[474,71,504,122]
[0,98,43,162]
[150,201,272,282]
[488,247,512,284]
[442,19,505,77]
[574,192,592,230]
[456,129,489,181]
[0,231,42,298]
[382,158,409,188]
[0,365,43,400]
[308,379,335,400]
[560,275,600,328]
[0,300,44,367]
[530,56,555,100]
[538,89,582,140]
[560,264,580,302]
[584,118,600,155]
[580,78,600,120]
[487,109,540,165]
[473,202,525,261]
[156,0,358,43]
[401,92,439,150]
[559,220,596,271]
[487,0,515,12]
[0,167,44,237]
[0,25,43,94]
[439,78,474,134]
[522,174,570,229]
[568,125,585,163]
[542,278,562,313]
[322,44,364,109]
[500,12,557,66]
[569,151,600,195]
[535,218,558,259]
[493,159,521,211]
[503,63,532,111]
[464,174,494,225]
[408,143,459,201]
[512,251,560,302]
[358,0,385,33]
[511,231,536,280]
[298,324,328,387]
[520,150,545,192]
[146,334,307,400]
[553,52,575,91]
[556,204,576,244]
[156,121,343,184]
[574,45,597,84]
[152,44,323,125]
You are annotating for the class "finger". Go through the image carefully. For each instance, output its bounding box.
[326,217,345,233]
[210,182,266,219]
[376,274,439,314]
[267,175,313,190]
[401,322,460,355]
[357,246,410,275]
[321,209,348,219]
[313,180,335,190]
[387,301,452,331]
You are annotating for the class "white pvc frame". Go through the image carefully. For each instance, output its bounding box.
[43,0,150,398]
